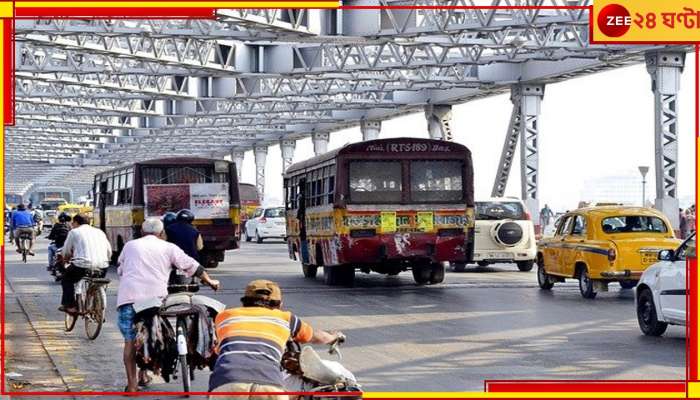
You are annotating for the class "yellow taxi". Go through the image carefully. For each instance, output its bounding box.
[52,203,93,224]
[536,206,681,299]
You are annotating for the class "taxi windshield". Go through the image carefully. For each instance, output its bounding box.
[601,215,668,234]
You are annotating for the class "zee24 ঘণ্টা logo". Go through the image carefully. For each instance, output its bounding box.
[595,1,700,42]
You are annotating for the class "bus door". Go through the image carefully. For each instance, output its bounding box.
[297,177,309,264]
[98,181,108,232]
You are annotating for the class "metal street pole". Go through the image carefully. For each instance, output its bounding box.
[638,166,649,207]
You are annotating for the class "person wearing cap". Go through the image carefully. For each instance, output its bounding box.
[209,280,342,398]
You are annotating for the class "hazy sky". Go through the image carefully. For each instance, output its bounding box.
[239,54,697,212]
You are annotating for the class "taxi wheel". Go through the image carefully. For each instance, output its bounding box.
[537,263,554,290]
[255,230,264,244]
[637,288,668,336]
[245,231,252,242]
[578,268,597,299]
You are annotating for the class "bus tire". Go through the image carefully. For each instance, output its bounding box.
[429,263,445,284]
[302,264,317,279]
[412,265,431,285]
[340,267,355,287]
[324,267,339,286]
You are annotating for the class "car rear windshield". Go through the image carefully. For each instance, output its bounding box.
[264,208,285,218]
[349,161,402,203]
[476,202,526,220]
[410,161,463,202]
[601,215,668,233]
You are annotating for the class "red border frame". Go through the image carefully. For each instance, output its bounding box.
[1,3,698,397]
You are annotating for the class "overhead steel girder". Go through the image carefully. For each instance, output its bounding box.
[16,42,236,77]
[14,19,287,41]
[15,100,160,117]
[19,34,237,73]
[16,73,189,99]
[15,6,589,42]
[5,134,108,145]
[7,126,123,138]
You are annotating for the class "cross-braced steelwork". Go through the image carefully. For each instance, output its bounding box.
[7,1,692,199]
[491,89,522,198]
[646,50,685,228]
[516,84,544,226]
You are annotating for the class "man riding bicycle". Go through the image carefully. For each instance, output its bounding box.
[209,280,342,399]
[11,204,36,255]
[59,214,112,315]
[116,217,220,393]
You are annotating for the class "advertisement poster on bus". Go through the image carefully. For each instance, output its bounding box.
[189,183,230,219]
[144,183,229,219]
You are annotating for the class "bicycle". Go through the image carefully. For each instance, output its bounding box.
[64,270,110,340]
[17,230,33,263]
[160,283,220,393]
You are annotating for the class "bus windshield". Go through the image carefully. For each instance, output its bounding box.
[349,161,402,203]
[410,160,463,202]
[348,160,464,203]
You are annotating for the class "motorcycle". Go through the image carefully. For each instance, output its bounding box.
[282,334,362,399]
[50,247,65,282]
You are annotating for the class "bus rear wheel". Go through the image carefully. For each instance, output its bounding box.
[324,266,354,286]
[412,265,431,285]
[429,263,445,284]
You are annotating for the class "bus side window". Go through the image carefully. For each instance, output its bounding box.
[327,175,335,205]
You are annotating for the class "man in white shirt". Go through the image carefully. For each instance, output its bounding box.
[59,213,112,314]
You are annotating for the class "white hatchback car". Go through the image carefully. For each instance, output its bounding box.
[455,198,536,272]
[636,232,695,336]
[244,207,287,243]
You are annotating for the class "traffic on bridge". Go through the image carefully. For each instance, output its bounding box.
[3,1,696,396]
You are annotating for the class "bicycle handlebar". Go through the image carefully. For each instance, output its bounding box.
[167,283,200,293]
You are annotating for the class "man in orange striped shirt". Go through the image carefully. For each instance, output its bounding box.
[209,280,342,399]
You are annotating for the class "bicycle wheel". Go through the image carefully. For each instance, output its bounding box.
[179,354,190,392]
[177,319,191,393]
[64,311,77,332]
[84,287,104,340]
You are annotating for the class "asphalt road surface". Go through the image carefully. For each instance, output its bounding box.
[4,237,685,395]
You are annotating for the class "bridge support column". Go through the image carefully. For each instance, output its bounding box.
[280,139,296,172]
[232,150,245,181]
[424,105,453,141]
[646,51,685,229]
[254,145,267,202]
[360,119,381,141]
[515,84,544,233]
[491,89,523,198]
[312,132,329,156]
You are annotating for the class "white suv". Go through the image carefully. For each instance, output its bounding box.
[455,198,536,272]
[244,207,287,243]
[636,232,695,336]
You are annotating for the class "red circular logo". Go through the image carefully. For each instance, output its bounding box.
[597,4,631,37]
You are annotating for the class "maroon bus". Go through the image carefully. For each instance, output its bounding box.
[283,138,475,286]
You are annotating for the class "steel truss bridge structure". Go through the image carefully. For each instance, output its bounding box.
[5,0,692,228]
